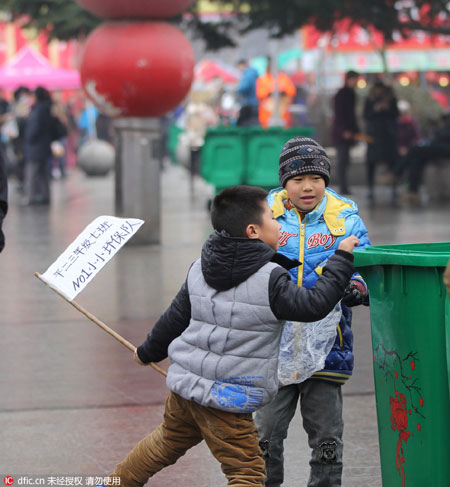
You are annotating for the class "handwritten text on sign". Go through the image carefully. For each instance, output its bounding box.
[40,216,144,301]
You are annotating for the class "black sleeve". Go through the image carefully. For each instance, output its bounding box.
[26,108,41,143]
[363,98,373,122]
[334,90,344,120]
[269,252,354,322]
[137,280,191,363]
[389,97,400,119]
[27,104,50,143]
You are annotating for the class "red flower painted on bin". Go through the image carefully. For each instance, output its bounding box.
[390,393,409,432]
[374,344,424,487]
[390,393,411,486]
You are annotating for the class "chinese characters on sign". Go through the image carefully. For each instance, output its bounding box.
[2,477,121,486]
[40,216,144,301]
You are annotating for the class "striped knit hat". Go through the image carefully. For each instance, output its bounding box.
[278,137,331,187]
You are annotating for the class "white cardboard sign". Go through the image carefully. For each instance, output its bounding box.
[40,215,144,301]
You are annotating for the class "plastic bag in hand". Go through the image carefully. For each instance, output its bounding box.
[277,302,342,386]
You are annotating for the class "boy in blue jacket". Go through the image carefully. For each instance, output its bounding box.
[254,137,370,487]
[107,185,358,487]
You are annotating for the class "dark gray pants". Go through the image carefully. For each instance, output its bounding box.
[24,158,50,205]
[335,143,351,194]
[254,380,343,487]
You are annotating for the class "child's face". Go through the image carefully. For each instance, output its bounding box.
[253,201,282,251]
[285,174,326,213]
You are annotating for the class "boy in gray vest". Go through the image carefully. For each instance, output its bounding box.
[107,185,358,487]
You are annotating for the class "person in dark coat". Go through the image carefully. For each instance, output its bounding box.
[402,113,450,202]
[11,86,31,189]
[363,81,399,203]
[0,89,9,249]
[331,70,359,195]
[23,86,53,205]
[396,100,420,157]
[0,143,7,252]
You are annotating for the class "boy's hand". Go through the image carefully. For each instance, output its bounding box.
[338,236,360,253]
[134,349,148,366]
[342,280,369,307]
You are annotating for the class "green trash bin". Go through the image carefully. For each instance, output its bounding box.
[245,126,315,188]
[201,125,316,193]
[245,127,282,188]
[167,123,184,164]
[353,242,450,487]
[277,126,315,145]
[201,126,246,193]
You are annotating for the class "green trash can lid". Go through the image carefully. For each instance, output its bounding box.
[353,242,450,267]
[280,127,315,136]
[206,126,242,135]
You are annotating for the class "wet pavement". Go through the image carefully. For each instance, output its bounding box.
[1,163,449,486]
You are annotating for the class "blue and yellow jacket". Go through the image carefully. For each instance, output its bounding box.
[268,187,371,384]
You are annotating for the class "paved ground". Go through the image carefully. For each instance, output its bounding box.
[0,163,449,486]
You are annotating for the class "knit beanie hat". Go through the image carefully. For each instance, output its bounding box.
[278,137,331,187]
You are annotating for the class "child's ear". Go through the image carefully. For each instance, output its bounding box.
[245,223,260,239]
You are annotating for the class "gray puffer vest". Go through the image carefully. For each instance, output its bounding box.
[166,259,284,413]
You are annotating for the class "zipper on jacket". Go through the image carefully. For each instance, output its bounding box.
[337,324,343,348]
[295,210,306,287]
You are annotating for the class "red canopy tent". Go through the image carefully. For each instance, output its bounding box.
[195,60,239,84]
[0,46,81,91]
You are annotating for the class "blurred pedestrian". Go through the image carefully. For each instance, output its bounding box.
[23,86,52,206]
[235,58,259,127]
[183,98,218,185]
[256,57,296,128]
[77,99,98,148]
[0,89,9,114]
[394,99,420,186]
[49,92,69,179]
[401,113,450,203]
[0,139,7,252]
[331,70,360,195]
[96,113,114,144]
[396,100,420,158]
[0,89,11,180]
[363,81,399,203]
[11,86,31,191]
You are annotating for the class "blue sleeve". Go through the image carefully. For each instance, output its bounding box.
[348,214,371,248]
[78,111,87,131]
[236,76,251,95]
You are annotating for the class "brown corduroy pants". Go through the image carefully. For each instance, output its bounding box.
[109,391,266,486]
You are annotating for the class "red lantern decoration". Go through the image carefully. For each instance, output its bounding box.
[76,0,195,19]
[80,22,194,117]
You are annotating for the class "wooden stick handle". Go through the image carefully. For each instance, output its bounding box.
[353,133,374,143]
[34,272,167,377]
